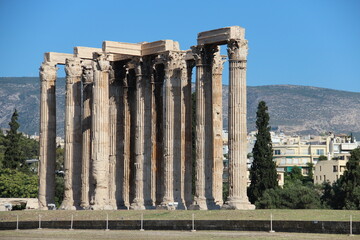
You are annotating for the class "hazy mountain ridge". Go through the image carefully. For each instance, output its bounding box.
[1,78,359,139]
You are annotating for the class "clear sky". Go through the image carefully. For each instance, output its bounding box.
[0,0,359,92]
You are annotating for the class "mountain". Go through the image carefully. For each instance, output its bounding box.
[1,77,359,139]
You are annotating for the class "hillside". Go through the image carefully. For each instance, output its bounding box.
[0,77,359,139]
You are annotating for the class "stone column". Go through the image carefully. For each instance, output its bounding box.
[184,60,195,208]
[38,62,57,210]
[156,52,185,210]
[153,64,164,206]
[143,57,154,208]
[122,67,131,209]
[60,58,83,210]
[91,53,112,210]
[212,50,225,206]
[190,46,213,210]
[130,58,146,210]
[223,39,255,210]
[108,65,120,209]
[80,63,93,209]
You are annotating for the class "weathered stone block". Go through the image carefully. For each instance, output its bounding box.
[102,41,142,56]
[141,40,180,56]
[74,47,102,59]
[44,52,74,65]
[197,26,245,45]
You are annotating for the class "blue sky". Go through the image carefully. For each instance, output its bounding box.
[0,0,359,92]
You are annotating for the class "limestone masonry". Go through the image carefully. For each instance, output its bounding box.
[38,26,255,210]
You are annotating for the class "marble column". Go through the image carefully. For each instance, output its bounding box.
[143,57,154,208]
[121,67,131,209]
[38,62,57,210]
[80,63,93,209]
[61,58,83,210]
[108,65,120,209]
[156,52,185,210]
[130,58,146,210]
[91,53,113,210]
[190,45,214,210]
[222,39,255,210]
[212,50,225,206]
[184,60,195,208]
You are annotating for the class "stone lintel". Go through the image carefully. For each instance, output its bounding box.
[103,41,142,56]
[44,52,74,65]
[74,47,102,59]
[141,40,180,56]
[108,54,132,62]
[197,26,245,45]
[184,50,194,61]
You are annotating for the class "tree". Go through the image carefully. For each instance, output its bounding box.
[3,109,26,170]
[285,166,303,183]
[318,155,327,161]
[0,168,38,198]
[256,180,321,209]
[248,101,278,204]
[333,147,360,209]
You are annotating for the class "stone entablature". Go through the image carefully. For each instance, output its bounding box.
[38,26,254,210]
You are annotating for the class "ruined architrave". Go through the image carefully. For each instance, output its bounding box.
[38,26,254,210]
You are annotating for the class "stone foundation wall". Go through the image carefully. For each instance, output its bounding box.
[0,220,358,234]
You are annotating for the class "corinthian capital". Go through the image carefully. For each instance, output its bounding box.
[94,53,110,72]
[191,45,218,66]
[65,58,82,79]
[82,64,93,85]
[39,62,58,82]
[227,39,248,61]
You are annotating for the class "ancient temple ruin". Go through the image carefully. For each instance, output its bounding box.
[38,26,255,210]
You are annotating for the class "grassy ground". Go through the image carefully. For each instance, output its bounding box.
[0,229,358,240]
[0,209,359,222]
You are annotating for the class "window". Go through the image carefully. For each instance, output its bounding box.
[333,166,338,172]
[274,150,281,155]
[316,176,318,181]
[316,149,325,155]
[286,149,295,154]
[320,166,322,171]
[320,176,322,181]
[324,175,326,181]
[277,174,282,180]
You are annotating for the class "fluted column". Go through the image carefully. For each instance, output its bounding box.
[130,58,146,210]
[212,50,225,206]
[80,63,93,209]
[223,39,255,210]
[184,60,195,208]
[108,65,119,209]
[91,53,112,210]
[121,68,131,209]
[190,46,214,210]
[157,53,175,209]
[60,58,83,210]
[143,57,154,208]
[38,62,57,210]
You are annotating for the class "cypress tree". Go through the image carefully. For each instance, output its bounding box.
[248,101,278,204]
[3,109,25,170]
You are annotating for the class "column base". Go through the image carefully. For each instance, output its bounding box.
[189,198,220,210]
[221,198,255,210]
[156,201,186,210]
[90,204,116,210]
[59,200,77,210]
[129,204,146,210]
[109,200,118,210]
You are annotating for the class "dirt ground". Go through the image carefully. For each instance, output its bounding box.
[0,229,358,240]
